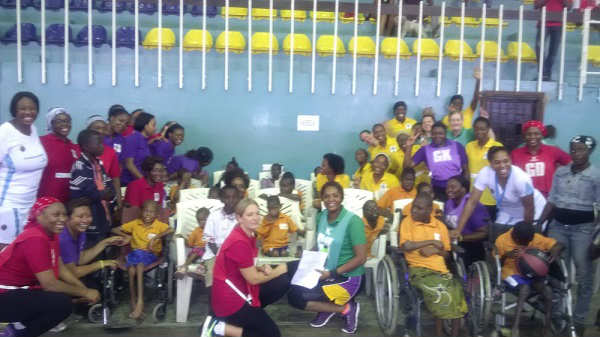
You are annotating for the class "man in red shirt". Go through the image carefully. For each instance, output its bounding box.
[511,121,571,197]
[535,0,572,81]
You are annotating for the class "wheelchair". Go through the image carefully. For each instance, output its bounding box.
[88,235,174,324]
[474,238,577,337]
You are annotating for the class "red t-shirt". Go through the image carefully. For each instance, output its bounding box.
[99,144,121,179]
[124,177,165,208]
[542,0,569,26]
[211,226,260,317]
[38,133,80,202]
[511,144,571,197]
[0,236,55,291]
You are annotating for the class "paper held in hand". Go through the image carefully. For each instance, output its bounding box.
[291,250,328,289]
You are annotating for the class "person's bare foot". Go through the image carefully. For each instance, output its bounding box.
[129,301,144,319]
[129,297,136,313]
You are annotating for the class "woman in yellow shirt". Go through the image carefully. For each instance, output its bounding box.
[360,153,400,200]
[368,124,400,173]
[384,101,417,138]
[352,149,372,188]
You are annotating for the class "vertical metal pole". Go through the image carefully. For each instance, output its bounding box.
[310,0,317,94]
[64,0,69,85]
[268,0,274,92]
[394,0,403,96]
[331,0,340,95]
[201,0,207,89]
[457,1,465,94]
[41,0,46,84]
[415,0,423,96]
[479,3,486,91]
[178,0,183,89]
[516,5,523,92]
[537,6,546,92]
[224,0,230,91]
[495,4,503,91]
[88,0,93,85]
[351,0,359,95]
[373,0,382,95]
[558,7,567,100]
[111,0,116,86]
[248,0,252,92]
[158,0,163,88]
[436,1,446,97]
[16,0,22,83]
[578,8,591,101]
[289,0,295,93]
[135,0,139,87]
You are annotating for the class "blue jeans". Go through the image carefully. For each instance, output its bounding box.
[547,220,595,324]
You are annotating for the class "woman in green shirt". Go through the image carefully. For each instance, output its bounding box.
[288,181,367,334]
[446,110,475,147]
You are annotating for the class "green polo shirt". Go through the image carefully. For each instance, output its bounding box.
[447,128,475,147]
[320,207,367,277]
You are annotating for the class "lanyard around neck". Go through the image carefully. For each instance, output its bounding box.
[494,169,511,208]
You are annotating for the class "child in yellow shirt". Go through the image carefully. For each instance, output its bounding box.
[257,196,300,257]
[112,200,174,320]
[399,194,467,337]
[495,222,562,337]
[175,207,209,279]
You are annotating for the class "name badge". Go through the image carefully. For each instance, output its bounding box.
[113,143,122,153]
[154,192,160,202]
[433,233,441,241]
[279,223,289,230]
[148,233,156,239]
[55,172,71,179]
[389,146,398,153]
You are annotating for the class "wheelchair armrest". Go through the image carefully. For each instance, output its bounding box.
[451,243,466,255]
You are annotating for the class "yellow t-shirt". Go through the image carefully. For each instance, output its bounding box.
[316,173,351,193]
[363,216,386,257]
[385,117,417,138]
[442,106,475,129]
[495,229,557,280]
[188,227,205,248]
[368,137,401,173]
[360,172,400,200]
[391,145,430,186]
[121,219,170,255]
[377,186,417,212]
[352,163,372,182]
[399,216,451,274]
[466,138,503,206]
[257,214,298,251]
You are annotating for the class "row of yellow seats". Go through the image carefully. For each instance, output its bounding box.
[144,28,538,63]
[426,16,509,28]
[220,8,370,23]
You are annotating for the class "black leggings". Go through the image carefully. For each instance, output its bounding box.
[0,290,72,337]
[217,261,298,337]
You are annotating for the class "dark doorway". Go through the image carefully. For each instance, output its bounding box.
[480,91,546,151]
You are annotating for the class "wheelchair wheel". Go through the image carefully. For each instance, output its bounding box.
[88,303,109,324]
[375,255,401,336]
[153,302,167,322]
[467,261,492,336]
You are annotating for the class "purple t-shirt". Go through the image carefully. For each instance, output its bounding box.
[103,133,126,159]
[413,139,467,187]
[149,139,174,166]
[444,193,489,235]
[121,131,151,185]
[167,155,199,174]
[58,228,86,265]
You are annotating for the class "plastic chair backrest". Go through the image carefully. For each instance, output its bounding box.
[213,170,225,186]
[507,41,536,61]
[74,25,107,47]
[444,39,476,59]
[143,28,176,50]
[179,188,210,202]
[220,6,248,19]
[348,36,376,58]
[380,37,412,59]
[183,29,213,51]
[1,0,33,8]
[34,0,62,10]
[247,179,260,199]
[96,0,126,12]
[390,198,413,234]
[258,188,280,196]
[587,45,600,63]
[251,8,278,19]
[341,188,374,218]
[476,40,506,60]
[256,196,304,230]
[283,33,312,55]
[175,199,224,238]
[251,32,279,54]
[137,1,157,14]
[316,35,346,57]
[116,26,141,48]
[46,24,72,46]
[295,179,313,215]
[411,38,439,58]
[310,11,335,22]
[215,31,246,53]
[68,0,87,11]
[280,9,307,21]
[339,12,366,23]
[1,23,37,44]
[188,4,218,17]
[163,2,180,15]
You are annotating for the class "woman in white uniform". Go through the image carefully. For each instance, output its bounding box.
[0,92,48,246]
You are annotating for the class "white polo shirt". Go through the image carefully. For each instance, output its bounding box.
[201,209,238,261]
[473,165,546,225]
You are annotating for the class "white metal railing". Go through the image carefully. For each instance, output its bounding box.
[436,1,446,97]
[579,8,600,101]
[393,0,403,96]
[457,1,465,95]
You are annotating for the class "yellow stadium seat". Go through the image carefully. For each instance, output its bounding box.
[339,12,366,23]
[566,22,577,31]
[425,16,452,25]
[348,36,376,58]
[143,28,176,50]
[444,40,477,60]
[411,38,439,59]
[220,7,248,19]
[316,35,346,56]
[310,11,336,22]
[451,16,481,27]
[251,8,278,20]
[183,29,213,51]
[507,41,537,63]
[380,37,412,59]
[283,33,312,55]
[485,18,508,27]
[251,32,279,54]
[280,10,307,21]
[215,31,246,54]
[476,41,508,62]
[587,45,600,67]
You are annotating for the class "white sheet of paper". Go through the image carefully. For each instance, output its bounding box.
[291,250,328,289]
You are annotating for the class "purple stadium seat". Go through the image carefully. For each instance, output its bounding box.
[46,23,72,46]
[96,0,126,12]
[0,0,33,9]
[74,25,107,47]
[188,4,217,17]
[1,23,37,44]
[69,0,88,11]
[115,26,142,48]
[33,0,63,10]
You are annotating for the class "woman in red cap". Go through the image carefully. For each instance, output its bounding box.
[0,197,100,337]
[511,121,571,197]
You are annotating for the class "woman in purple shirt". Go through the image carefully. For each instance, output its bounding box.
[121,112,156,185]
[168,147,214,186]
[444,175,489,267]
[150,123,184,179]
[104,105,129,158]
[403,122,470,201]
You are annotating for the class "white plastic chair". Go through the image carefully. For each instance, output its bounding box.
[174,198,224,323]
[247,179,260,199]
[390,198,413,247]
[212,170,225,186]
[364,234,388,296]
[257,187,280,196]
[256,195,304,231]
[190,178,205,188]
[341,188,374,218]
[295,178,313,216]
[258,171,271,181]
[179,188,210,202]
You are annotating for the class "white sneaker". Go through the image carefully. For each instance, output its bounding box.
[49,322,67,333]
